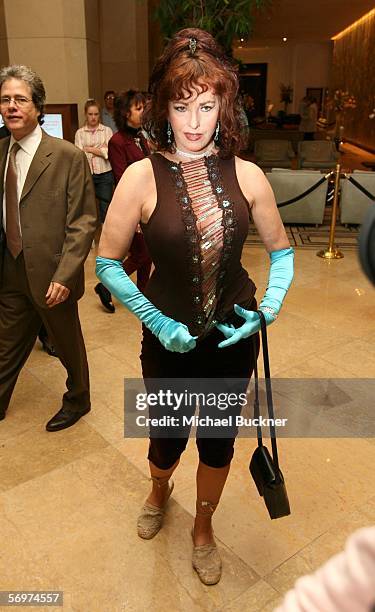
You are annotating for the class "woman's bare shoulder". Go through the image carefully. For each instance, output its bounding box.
[117,157,154,193]
[234,156,269,206]
[234,156,264,177]
[123,157,154,180]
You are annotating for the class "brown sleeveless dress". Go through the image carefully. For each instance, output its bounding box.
[141,152,256,339]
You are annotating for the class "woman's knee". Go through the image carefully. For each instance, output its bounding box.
[196,438,235,468]
[148,437,188,470]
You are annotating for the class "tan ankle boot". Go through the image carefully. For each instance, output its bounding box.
[192,501,222,585]
[137,476,174,540]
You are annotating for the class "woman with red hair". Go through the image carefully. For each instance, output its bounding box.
[96,28,294,584]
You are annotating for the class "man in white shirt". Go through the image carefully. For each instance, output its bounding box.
[0,65,97,431]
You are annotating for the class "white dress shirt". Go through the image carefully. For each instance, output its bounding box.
[2,123,43,230]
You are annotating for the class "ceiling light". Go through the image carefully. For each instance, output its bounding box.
[240,38,244,42]
[282,37,287,42]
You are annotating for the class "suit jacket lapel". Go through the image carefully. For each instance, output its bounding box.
[20,131,53,201]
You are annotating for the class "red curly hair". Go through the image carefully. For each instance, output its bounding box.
[142,28,244,158]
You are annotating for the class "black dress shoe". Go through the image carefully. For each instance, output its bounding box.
[95,283,115,313]
[46,406,91,432]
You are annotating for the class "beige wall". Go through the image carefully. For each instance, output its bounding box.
[0,0,149,125]
[84,0,101,105]
[0,0,9,66]
[99,0,149,94]
[2,0,94,125]
[291,43,333,111]
[235,42,332,114]
[148,0,163,76]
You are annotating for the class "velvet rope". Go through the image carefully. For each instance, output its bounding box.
[347,176,375,201]
[276,175,329,208]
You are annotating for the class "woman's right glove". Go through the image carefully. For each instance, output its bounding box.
[96,256,197,353]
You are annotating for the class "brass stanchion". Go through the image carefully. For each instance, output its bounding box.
[317,163,344,259]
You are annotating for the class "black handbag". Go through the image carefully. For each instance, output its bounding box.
[249,310,291,519]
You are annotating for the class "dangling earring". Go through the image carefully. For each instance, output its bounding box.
[214,121,220,144]
[167,120,173,145]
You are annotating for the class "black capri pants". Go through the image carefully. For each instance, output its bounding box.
[140,299,259,470]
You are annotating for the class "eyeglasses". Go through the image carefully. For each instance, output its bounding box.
[105,95,115,100]
[0,96,32,108]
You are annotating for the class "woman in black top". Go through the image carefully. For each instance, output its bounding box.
[97,29,294,585]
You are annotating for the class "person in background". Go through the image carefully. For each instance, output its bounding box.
[299,95,317,141]
[275,526,375,612]
[1,114,56,357]
[0,64,97,431]
[94,90,152,313]
[109,90,152,291]
[108,90,150,184]
[75,99,115,313]
[309,96,318,132]
[101,90,117,134]
[75,99,114,225]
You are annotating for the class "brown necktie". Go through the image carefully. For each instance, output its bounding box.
[5,142,22,258]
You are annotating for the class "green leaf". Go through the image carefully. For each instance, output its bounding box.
[155,0,273,49]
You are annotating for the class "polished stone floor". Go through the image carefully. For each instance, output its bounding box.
[1,244,374,612]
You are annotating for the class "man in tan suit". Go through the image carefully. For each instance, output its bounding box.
[0,65,97,431]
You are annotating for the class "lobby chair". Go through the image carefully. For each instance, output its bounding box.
[254,139,295,169]
[297,140,339,170]
[340,171,375,225]
[266,170,328,224]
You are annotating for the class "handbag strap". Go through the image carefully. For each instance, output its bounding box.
[252,336,263,446]
[252,310,281,473]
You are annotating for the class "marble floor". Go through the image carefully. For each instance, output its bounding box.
[1,244,375,612]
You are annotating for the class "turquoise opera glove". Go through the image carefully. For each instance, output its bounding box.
[96,256,197,353]
[216,247,294,348]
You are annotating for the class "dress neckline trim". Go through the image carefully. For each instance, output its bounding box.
[155,152,219,166]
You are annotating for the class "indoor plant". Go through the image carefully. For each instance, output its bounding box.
[154,0,272,53]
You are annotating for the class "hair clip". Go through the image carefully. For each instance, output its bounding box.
[189,37,197,55]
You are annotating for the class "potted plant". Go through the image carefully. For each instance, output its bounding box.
[154,0,272,54]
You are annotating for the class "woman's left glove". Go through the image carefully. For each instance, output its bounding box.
[217,247,294,348]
